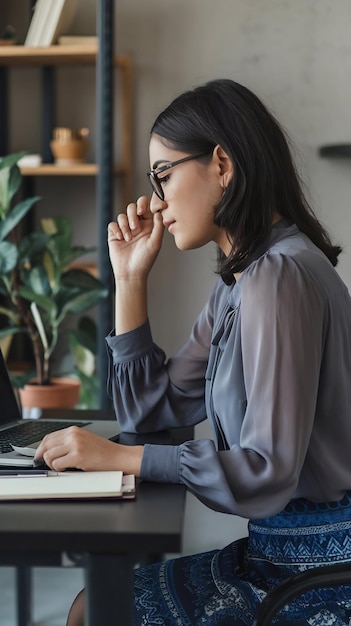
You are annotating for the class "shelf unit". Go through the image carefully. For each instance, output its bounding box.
[0,45,132,205]
[0,1,131,408]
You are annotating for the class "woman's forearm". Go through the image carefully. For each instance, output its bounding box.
[114,278,148,335]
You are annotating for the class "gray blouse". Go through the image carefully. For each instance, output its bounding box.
[105,220,351,519]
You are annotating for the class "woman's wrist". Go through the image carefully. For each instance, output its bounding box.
[117,444,144,476]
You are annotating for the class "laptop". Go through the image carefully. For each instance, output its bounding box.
[0,348,121,467]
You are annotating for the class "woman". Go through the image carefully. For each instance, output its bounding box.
[35,79,351,625]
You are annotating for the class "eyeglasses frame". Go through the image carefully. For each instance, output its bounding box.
[147,152,210,201]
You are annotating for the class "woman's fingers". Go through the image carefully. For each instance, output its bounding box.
[116,211,134,241]
[34,427,120,472]
[109,197,154,243]
[136,195,152,218]
[35,426,81,467]
[148,211,165,250]
[42,445,72,471]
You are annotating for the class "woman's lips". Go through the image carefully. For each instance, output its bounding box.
[163,220,175,231]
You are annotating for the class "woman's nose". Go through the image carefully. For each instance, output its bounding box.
[150,192,167,214]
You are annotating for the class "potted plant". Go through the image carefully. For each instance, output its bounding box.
[0,152,107,409]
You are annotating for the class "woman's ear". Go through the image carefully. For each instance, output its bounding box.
[213,145,234,189]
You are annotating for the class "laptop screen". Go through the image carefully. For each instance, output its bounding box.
[0,349,23,425]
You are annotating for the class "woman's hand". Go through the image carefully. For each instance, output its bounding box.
[34,427,144,475]
[108,195,164,282]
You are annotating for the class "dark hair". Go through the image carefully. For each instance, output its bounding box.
[151,79,341,285]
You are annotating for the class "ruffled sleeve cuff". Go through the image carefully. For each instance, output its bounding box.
[105,320,154,362]
[140,443,181,484]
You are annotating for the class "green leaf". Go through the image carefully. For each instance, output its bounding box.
[27,266,51,296]
[0,241,18,273]
[19,232,51,261]
[0,152,27,218]
[62,269,105,290]
[42,216,72,267]
[74,370,99,409]
[62,246,96,267]
[0,195,40,242]
[70,316,97,354]
[40,216,62,236]
[0,306,20,324]
[59,288,107,318]
[0,280,9,296]
[30,302,49,351]
[8,164,22,203]
[0,151,27,171]
[0,167,10,217]
[0,326,23,339]
[70,337,95,377]
[18,286,57,317]
[42,250,57,291]
[42,217,95,269]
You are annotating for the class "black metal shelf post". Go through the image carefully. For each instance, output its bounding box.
[42,66,56,163]
[96,0,115,409]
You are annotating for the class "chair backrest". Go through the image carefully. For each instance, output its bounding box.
[252,562,351,626]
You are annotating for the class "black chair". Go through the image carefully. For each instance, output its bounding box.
[252,562,351,626]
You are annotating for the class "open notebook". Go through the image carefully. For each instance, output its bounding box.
[0,471,136,501]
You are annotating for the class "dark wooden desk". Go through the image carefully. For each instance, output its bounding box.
[0,412,193,626]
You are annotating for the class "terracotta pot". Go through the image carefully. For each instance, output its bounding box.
[19,378,81,410]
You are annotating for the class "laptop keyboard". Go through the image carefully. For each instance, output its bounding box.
[0,420,90,453]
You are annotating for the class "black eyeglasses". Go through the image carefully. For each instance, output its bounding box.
[147,152,209,201]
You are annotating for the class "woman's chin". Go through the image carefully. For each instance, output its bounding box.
[175,238,204,251]
[174,237,193,251]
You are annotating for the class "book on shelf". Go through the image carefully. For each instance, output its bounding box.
[24,0,51,47]
[41,0,78,46]
[25,0,78,48]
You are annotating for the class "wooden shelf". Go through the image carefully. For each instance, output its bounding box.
[20,164,126,176]
[0,45,130,68]
[319,144,351,158]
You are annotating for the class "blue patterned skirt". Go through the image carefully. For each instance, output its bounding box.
[134,493,351,625]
